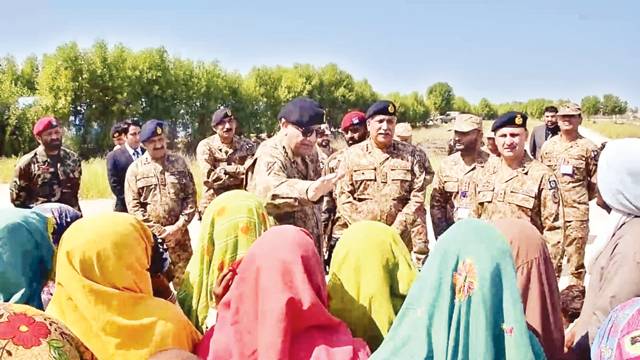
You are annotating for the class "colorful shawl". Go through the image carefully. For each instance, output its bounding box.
[207,225,370,360]
[328,220,417,350]
[493,219,565,360]
[370,219,546,360]
[178,190,271,331]
[592,297,640,360]
[0,208,53,309]
[46,213,201,360]
[0,303,96,359]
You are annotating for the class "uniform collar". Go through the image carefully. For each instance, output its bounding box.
[35,145,62,162]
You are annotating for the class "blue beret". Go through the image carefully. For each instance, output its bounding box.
[366,100,397,119]
[212,108,234,127]
[491,111,528,132]
[278,97,325,128]
[140,119,165,143]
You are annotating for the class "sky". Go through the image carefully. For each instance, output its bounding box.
[1,0,638,106]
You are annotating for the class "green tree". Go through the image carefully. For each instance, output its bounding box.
[425,82,454,116]
[581,95,601,117]
[601,94,628,115]
[453,96,473,113]
[386,91,430,125]
[475,98,498,119]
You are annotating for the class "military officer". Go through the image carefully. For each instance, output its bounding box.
[10,116,82,212]
[316,124,334,167]
[246,97,343,255]
[334,100,434,265]
[125,119,197,286]
[474,111,565,274]
[430,114,490,238]
[539,103,599,284]
[196,107,256,213]
[322,110,368,265]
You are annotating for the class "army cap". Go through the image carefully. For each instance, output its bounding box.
[491,111,528,132]
[395,123,413,137]
[366,100,397,119]
[340,111,366,131]
[278,97,325,128]
[33,116,59,137]
[557,103,582,116]
[212,107,234,127]
[111,122,127,139]
[453,114,482,132]
[140,119,165,143]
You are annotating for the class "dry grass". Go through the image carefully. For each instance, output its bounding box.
[583,121,640,139]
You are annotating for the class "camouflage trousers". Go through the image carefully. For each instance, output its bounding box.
[563,220,589,284]
[167,232,193,288]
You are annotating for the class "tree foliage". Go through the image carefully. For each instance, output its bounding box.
[581,95,601,117]
[475,98,498,119]
[601,94,628,116]
[425,82,455,116]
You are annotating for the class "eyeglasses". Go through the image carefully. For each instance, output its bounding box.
[292,125,322,138]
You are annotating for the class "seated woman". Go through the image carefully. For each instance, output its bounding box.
[202,225,370,360]
[33,202,83,308]
[178,190,271,332]
[0,208,53,309]
[371,219,546,359]
[46,213,201,359]
[591,297,640,360]
[568,138,640,358]
[0,302,95,359]
[493,219,565,360]
[328,220,417,351]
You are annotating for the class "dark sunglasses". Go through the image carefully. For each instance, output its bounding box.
[293,125,322,138]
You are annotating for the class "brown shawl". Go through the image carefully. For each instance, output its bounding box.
[493,219,565,360]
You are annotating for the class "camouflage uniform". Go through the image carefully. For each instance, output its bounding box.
[316,144,334,170]
[334,139,434,264]
[246,134,323,254]
[125,152,197,286]
[196,134,256,213]
[321,148,346,263]
[430,149,491,238]
[540,135,599,283]
[474,155,566,274]
[10,146,82,212]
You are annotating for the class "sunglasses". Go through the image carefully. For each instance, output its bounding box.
[292,125,322,138]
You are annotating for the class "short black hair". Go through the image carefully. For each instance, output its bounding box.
[560,284,585,323]
[123,118,142,133]
[544,106,558,114]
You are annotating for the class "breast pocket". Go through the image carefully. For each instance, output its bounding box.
[476,183,494,203]
[505,186,537,210]
[136,176,159,202]
[352,167,376,200]
[166,170,188,196]
[389,165,413,199]
[443,176,459,193]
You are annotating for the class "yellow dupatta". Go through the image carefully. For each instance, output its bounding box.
[46,213,201,360]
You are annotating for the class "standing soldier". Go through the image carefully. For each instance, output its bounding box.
[10,116,82,212]
[540,103,599,284]
[125,120,197,286]
[394,122,413,144]
[335,100,434,265]
[474,111,565,274]
[196,108,256,214]
[246,97,342,255]
[430,114,490,238]
[315,124,334,167]
[322,110,368,265]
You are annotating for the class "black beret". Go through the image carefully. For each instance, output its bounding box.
[140,119,165,143]
[278,97,325,128]
[212,108,234,127]
[491,111,528,132]
[365,100,397,119]
[111,123,123,139]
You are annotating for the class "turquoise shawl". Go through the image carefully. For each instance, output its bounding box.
[0,208,54,309]
[371,218,546,360]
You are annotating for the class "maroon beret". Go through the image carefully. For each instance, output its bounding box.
[33,117,59,137]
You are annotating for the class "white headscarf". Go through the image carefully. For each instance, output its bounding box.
[585,138,640,273]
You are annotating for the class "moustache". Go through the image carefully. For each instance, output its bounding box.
[152,147,165,151]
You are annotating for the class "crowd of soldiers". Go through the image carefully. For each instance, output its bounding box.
[9,99,599,286]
